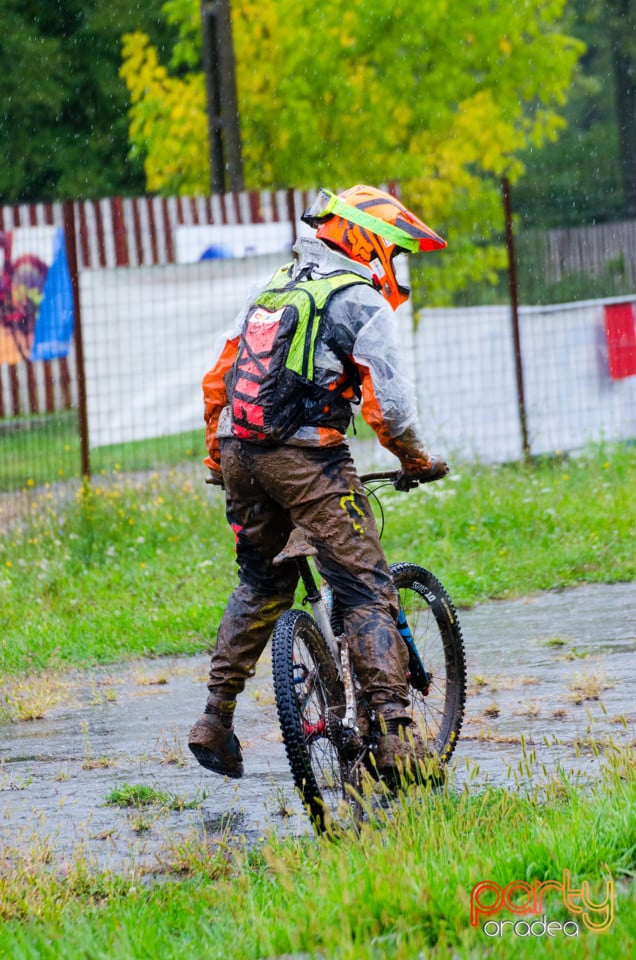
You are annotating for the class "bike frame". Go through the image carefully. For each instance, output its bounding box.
[295,555,358,730]
[292,470,432,731]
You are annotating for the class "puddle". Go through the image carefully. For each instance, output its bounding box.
[0,580,633,874]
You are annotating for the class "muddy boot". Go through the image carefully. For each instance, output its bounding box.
[188,699,243,779]
[370,715,431,786]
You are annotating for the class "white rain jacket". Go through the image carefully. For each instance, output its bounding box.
[203,237,432,471]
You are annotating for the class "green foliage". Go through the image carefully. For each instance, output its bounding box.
[515,0,636,226]
[0,443,634,677]
[0,0,172,203]
[120,0,585,303]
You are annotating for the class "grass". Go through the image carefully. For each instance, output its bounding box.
[0,750,633,958]
[568,667,615,704]
[0,470,232,679]
[0,412,206,491]
[0,442,634,680]
[0,443,634,957]
[104,782,200,811]
[380,442,635,606]
[0,410,370,492]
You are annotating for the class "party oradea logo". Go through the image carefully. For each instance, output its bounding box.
[470,869,614,938]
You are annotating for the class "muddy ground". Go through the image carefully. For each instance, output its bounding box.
[0,580,634,875]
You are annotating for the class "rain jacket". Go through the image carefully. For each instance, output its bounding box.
[203,237,432,472]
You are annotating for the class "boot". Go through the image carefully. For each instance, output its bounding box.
[188,699,243,779]
[371,715,432,785]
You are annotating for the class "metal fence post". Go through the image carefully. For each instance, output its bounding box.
[200,0,244,194]
[502,177,531,462]
[63,200,90,479]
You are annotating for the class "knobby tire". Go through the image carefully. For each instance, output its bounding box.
[272,608,358,832]
[390,563,466,762]
[273,566,466,831]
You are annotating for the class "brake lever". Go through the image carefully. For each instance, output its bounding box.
[393,471,420,492]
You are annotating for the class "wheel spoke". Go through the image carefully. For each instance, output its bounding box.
[391,564,466,762]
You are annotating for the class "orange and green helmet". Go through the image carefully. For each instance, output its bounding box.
[302,185,446,310]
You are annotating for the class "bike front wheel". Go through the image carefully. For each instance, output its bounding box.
[272,608,361,832]
[390,563,466,764]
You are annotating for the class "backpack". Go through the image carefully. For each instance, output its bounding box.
[230,264,371,443]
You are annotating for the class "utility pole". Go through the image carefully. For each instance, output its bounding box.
[608,0,636,216]
[502,177,531,463]
[200,0,244,194]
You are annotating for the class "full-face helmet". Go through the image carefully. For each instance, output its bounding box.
[302,185,446,309]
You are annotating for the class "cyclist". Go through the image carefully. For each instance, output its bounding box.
[189,185,448,782]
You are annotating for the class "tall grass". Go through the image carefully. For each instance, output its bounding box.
[0,750,633,958]
[0,443,634,677]
[383,441,636,605]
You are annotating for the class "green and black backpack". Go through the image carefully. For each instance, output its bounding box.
[230,264,371,443]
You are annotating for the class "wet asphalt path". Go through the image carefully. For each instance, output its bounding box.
[0,580,634,875]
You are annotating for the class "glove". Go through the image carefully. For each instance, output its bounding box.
[417,455,449,482]
[205,467,224,488]
[395,455,449,490]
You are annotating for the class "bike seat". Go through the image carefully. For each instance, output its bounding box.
[272,527,318,566]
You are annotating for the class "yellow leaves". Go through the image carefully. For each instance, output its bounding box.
[392,102,413,135]
[120,31,169,107]
[527,109,567,149]
[120,24,208,194]
[414,90,516,194]
[498,37,512,57]
[117,0,584,298]
[120,31,148,75]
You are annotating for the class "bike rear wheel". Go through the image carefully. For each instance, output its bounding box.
[272,608,362,832]
[390,563,466,764]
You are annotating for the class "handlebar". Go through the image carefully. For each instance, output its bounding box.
[360,464,448,489]
[206,465,448,490]
[360,471,403,482]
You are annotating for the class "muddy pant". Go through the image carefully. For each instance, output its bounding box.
[206,438,410,718]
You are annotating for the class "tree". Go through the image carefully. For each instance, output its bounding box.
[0,0,172,203]
[514,0,636,226]
[608,0,636,215]
[121,0,584,302]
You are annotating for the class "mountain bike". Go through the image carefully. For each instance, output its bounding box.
[271,469,466,833]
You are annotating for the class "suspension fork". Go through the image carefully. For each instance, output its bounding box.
[296,557,358,730]
[396,606,431,692]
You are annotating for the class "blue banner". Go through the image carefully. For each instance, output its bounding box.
[30,227,74,361]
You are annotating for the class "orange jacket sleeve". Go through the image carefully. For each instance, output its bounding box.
[359,364,432,473]
[359,365,393,448]
[202,336,239,470]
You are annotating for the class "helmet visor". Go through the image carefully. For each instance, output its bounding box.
[302,188,446,252]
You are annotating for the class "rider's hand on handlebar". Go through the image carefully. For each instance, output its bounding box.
[420,455,450,481]
[395,456,449,490]
[394,472,420,491]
